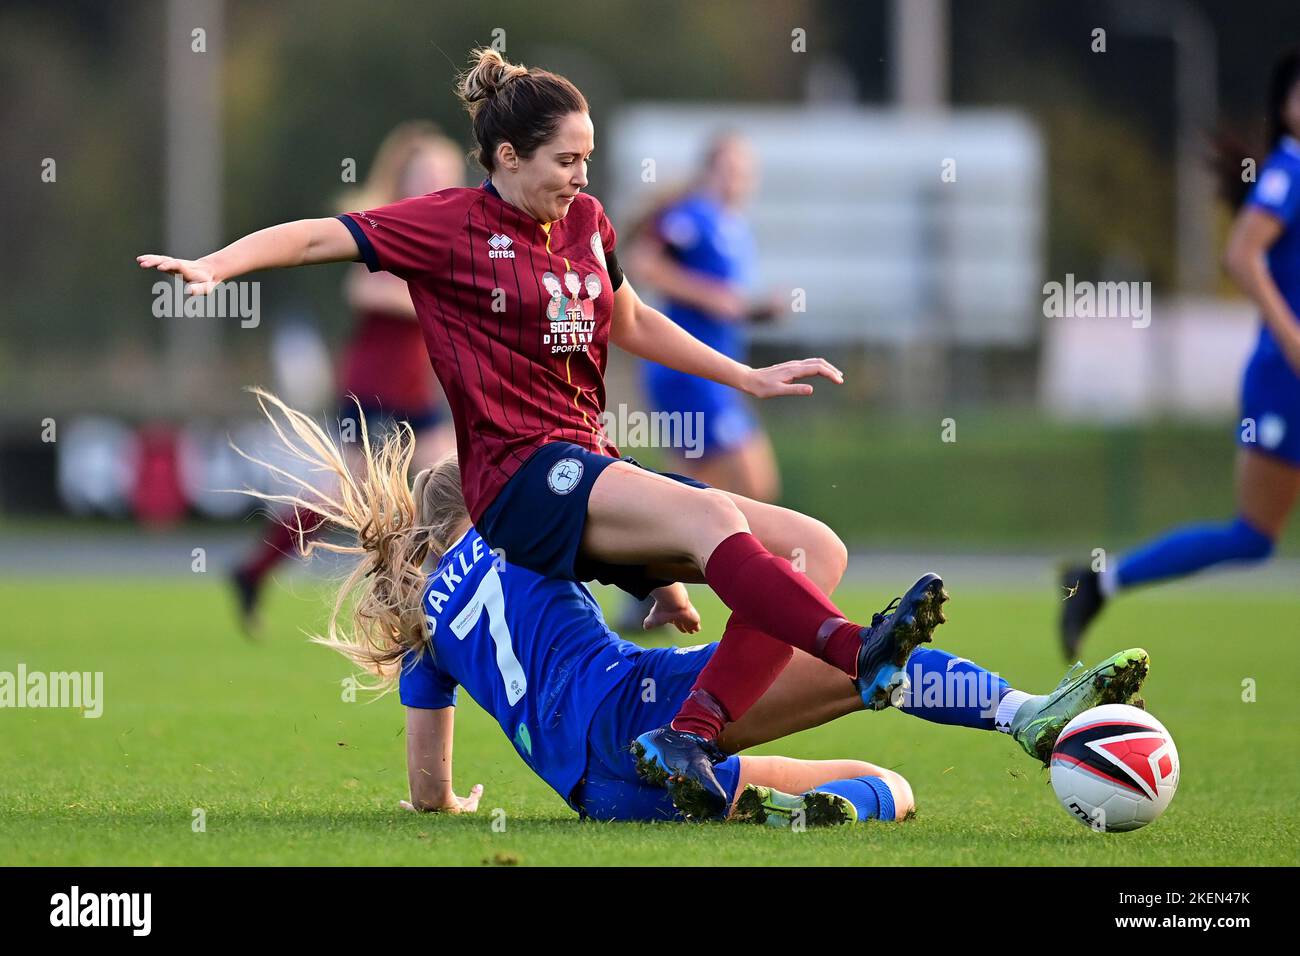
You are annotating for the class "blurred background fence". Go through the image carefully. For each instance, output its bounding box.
[3,0,1297,555]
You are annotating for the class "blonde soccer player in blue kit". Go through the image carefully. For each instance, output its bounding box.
[236,389,1151,825]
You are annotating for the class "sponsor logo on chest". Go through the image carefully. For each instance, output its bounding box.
[542,263,603,355]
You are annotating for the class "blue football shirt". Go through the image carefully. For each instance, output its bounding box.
[653,191,757,360]
[1245,136,1300,358]
[398,528,644,804]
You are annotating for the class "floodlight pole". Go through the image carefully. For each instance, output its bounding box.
[891,0,951,407]
[891,0,949,110]
[1114,0,1219,295]
[164,0,224,408]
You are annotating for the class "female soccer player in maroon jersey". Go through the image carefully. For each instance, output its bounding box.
[138,47,943,817]
[231,122,461,631]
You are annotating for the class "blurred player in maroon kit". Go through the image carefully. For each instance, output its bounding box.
[230,122,461,631]
[140,48,945,820]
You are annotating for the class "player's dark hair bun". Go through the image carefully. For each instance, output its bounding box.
[456,47,588,173]
[458,48,528,106]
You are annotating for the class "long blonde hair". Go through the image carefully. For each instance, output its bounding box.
[232,388,469,685]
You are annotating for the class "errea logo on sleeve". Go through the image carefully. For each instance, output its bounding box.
[488,234,515,258]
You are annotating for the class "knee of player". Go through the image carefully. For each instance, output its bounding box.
[818,523,849,585]
[881,770,914,821]
[784,515,847,591]
[697,488,749,538]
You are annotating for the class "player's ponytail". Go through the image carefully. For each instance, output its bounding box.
[1264,48,1300,153]
[456,46,588,172]
[231,388,468,686]
[1210,131,1259,211]
[1211,48,1300,210]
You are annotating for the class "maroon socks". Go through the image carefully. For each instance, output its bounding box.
[702,531,862,675]
[670,614,793,739]
[670,532,865,740]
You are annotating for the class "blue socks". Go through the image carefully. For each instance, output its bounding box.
[813,774,896,821]
[713,755,742,808]
[726,650,1022,824]
[896,647,1011,730]
[715,757,896,823]
[1113,516,1274,591]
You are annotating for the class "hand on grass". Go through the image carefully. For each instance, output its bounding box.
[399,784,483,814]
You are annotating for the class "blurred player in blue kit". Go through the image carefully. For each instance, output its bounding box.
[1061,49,1300,658]
[618,134,785,633]
[629,133,784,502]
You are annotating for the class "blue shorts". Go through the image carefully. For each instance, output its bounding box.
[1238,346,1300,466]
[571,643,742,822]
[476,441,709,601]
[644,366,759,459]
[338,399,445,437]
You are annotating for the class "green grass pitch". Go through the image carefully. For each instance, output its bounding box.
[1,575,1296,866]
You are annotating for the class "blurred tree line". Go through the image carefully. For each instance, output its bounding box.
[2,0,1297,414]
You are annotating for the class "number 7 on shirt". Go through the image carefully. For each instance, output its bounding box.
[447,566,527,706]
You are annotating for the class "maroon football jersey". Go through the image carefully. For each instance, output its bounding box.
[339,183,622,522]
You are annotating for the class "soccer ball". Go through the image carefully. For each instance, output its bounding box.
[1050,703,1179,832]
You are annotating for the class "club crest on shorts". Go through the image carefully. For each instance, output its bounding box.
[547,457,584,495]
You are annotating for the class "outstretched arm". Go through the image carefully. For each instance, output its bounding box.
[609,278,843,397]
[400,705,483,813]
[137,217,360,295]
